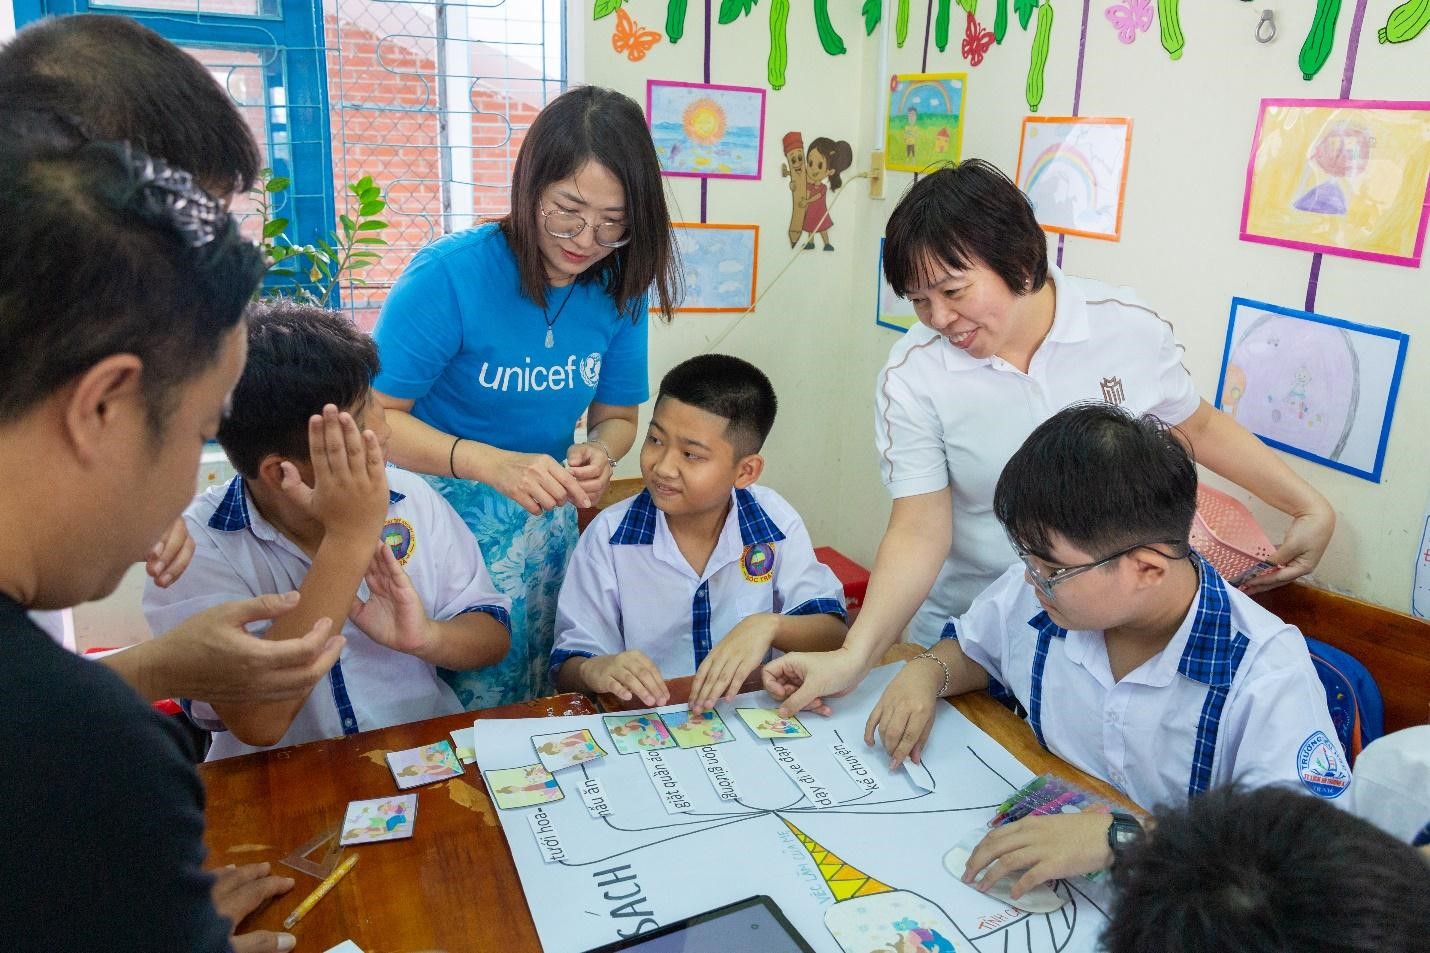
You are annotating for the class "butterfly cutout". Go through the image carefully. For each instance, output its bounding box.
[612,7,661,62]
[961,12,994,66]
[1104,0,1153,44]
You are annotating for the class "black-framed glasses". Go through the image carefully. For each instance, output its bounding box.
[1009,534,1190,601]
[539,207,631,248]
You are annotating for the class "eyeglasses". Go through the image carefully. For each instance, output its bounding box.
[1009,534,1190,601]
[539,207,631,248]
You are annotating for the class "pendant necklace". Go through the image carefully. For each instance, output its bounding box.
[543,283,577,349]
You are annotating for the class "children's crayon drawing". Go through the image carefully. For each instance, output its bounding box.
[652,223,758,313]
[483,763,564,810]
[1015,117,1132,241]
[1215,297,1409,483]
[659,709,734,748]
[340,794,417,846]
[875,237,917,333]
[533,728,607,772]
[473,668,1115,953]
[386,741,463,789]
[603,713,678,754]
[647,80,765,179]
[736,707,812,739]
[885,72,966,173]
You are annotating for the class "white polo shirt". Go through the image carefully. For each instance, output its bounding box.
[875,266,1203,645]
[946,557,1350,809]
[142,467,510,760]
[551,486,846,680]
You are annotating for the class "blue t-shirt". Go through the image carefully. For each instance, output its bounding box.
[373,224,650,460]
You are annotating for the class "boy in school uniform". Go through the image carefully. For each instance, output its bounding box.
[863,402,1347,897]
[551,354,848,710]
[144,300,511,759]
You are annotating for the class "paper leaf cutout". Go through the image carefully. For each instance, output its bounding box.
[593,0,624,20]
[718,0,758,24]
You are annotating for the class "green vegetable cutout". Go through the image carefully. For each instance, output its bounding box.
[1026,0,1053,112]
[936,0,953,51]
[1378,0,1430,43]
[1016,0,1038,30]
[995,0,1009,42]
[814,0,847,54]
[594,0,624,18]
[897,0,911,46]
[718,0,757,25]
[667,0,687,42]
[863,0,882,34]
[1157,0,1184,60]
[1300,0,1341,79]
[769,0,790,89]
[958,0,977,12]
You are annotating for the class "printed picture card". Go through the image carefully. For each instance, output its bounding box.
[484,763,565,810]
[603,713,677,754]
[735,708,811,739]
[339,794,417,846]
[533,728,608,772]
[386,741,464,789]
[659,709,735,748]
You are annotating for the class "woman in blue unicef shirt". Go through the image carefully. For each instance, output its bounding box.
[373,86,680,709]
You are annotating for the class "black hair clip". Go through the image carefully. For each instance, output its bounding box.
[103,140,230,249]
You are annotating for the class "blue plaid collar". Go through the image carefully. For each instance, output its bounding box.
[1025,553,1237,687]
[208,476,406,532]
[610,487,787,546]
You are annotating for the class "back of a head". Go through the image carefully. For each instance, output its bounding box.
[218,299,380,478]
[0,136,263,431]
[1105,785,1430,953]
[993,402,1197,558]
[0,14,260,195]
[657,354,777,459]
[883,158,1048,298]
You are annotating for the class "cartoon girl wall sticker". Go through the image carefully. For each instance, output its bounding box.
[798,137,854,251]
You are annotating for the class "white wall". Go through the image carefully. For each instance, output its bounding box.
[581,1,1430,612]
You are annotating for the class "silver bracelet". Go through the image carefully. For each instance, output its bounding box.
[912,652,951,699]
[586,438,616,468]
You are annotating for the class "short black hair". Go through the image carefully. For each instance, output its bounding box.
[218,299,380,478]
[0,136,262,431]
[0,14,261,194]
[883,158,1048,298]
[656,354,777,458]
[993,402,1197,560]
[501,85,682,323]
[1105,785,1430,953]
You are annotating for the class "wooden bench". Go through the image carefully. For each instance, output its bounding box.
[1254,584,1430,733]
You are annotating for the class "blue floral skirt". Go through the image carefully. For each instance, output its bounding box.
[421,475,578,710]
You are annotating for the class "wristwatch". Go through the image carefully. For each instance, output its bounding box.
[1106,811,1142,860]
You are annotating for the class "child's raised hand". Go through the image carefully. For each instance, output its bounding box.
[960,812,1115,900]
[280,404,388,541]
[689,613,779,713]
[864,658,944,770]
[580,650,669,707]
[351,542,433,657]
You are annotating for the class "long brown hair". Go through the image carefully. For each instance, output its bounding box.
[501,86,680,322]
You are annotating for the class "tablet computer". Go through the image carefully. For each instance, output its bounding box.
[580,895,817,953]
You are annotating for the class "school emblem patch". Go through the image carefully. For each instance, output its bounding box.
[1099,376,1126,405]
[1296,729,1350,798]
[381,517,416,565]
[741,543,776,583]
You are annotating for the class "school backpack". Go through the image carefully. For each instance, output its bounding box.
[1303,636,1384,766]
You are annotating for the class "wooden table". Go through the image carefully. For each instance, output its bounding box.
[206,654,1136,952]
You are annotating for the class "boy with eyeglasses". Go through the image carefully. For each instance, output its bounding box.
[866,402,1345,900]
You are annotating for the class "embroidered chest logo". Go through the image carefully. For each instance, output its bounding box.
[1296,730,1350,798]
[1099,376,1126,405]
[382,517,416,565]
[741,543,776,583]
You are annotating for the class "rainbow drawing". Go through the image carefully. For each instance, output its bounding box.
[886,72,967,173]
[1015,116,1132,241]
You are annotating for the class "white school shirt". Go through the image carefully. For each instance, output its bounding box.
[142,468,510,760]
[550,486,846,680]
[946,557,1350,809]
[875,267,1203,645]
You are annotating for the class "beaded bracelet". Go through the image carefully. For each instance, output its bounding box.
[912,651,952,699]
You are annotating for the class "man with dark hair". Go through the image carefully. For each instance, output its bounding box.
[551,353,847,710]
[863,402,1344,899]
[1104,785,1430,953]
[144,299,511,760]
[0,138,305,950]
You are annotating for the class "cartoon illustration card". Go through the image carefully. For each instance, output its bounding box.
[603,713,677,755]
[483,763,565,810]
[449,725,477,764]
[532,728,607,772]
[659,709,735,748]
[735,708,812,739]
[386,740,464,789]
[339,794,417,846]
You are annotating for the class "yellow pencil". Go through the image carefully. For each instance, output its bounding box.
[283,853,358,930]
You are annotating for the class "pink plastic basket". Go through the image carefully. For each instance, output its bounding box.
[1190,485,1279,587]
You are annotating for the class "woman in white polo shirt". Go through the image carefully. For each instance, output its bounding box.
[764,159,1334,711]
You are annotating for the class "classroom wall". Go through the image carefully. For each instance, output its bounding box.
[579,1,1430,614]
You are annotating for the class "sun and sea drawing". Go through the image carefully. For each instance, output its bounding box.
[648,80,766,180]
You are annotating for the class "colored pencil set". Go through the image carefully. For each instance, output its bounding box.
[989,773,1114,829]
